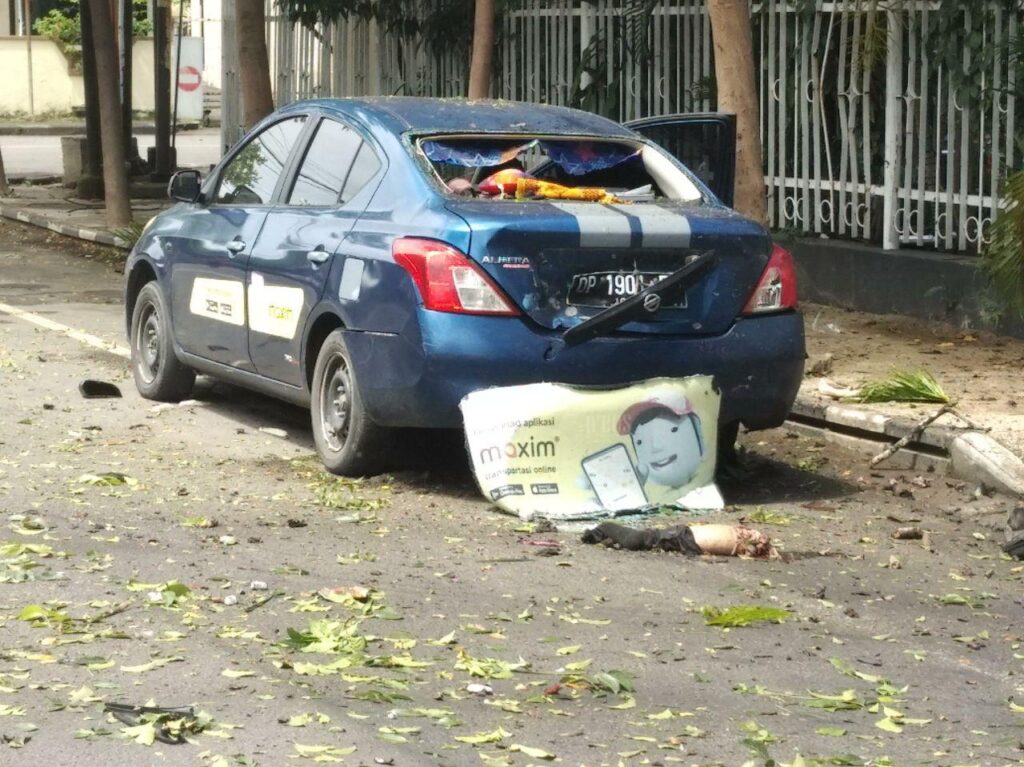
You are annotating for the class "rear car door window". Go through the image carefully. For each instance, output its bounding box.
[215,116,306,205]
[288,120,363,206]
[341,142,382,204]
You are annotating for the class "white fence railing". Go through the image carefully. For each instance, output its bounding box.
[258,0,1020,255]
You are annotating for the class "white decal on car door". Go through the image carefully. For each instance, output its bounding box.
[247,272,304,339]
[188,278,246,326]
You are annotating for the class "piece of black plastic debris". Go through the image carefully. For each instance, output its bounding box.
[79,379,122,399]
[103,702,194,744]
[1003,529,1024,560]
[581,521,702,555]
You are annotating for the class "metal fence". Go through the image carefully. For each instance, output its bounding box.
[260,0,1021,255]
[264,4,470,104]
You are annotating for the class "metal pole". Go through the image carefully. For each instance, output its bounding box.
[221,0,241,154]
[881,7,903,251]
[22,0,33,116]
[152,0,172,177]
[172,0,184,147]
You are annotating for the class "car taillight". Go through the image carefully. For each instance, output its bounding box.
[742,244,798,315]
[392,237,519,316]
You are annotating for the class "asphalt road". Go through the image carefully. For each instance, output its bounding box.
[0,129,224,178]
[0,219,1021,766]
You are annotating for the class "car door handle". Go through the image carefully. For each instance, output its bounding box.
[226,239,246,254]
[306,248,330,265]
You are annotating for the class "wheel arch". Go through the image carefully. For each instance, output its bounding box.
[304,308,346,392]
[125,259,159,336]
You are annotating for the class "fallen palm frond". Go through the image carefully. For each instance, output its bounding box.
[110,221,146,249]
[853,370,950,404]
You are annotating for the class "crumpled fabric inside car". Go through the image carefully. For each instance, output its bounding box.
[421,138,640,175]
[420,139,534,167]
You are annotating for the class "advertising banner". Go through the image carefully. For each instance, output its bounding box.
[461,376,722,520]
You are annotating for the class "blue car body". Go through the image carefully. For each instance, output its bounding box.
[125,97,804,437]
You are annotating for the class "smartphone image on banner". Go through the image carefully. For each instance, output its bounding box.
[582,444,648,511]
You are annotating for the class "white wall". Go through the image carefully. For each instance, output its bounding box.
[190,0,222,89]
[0,36,165,116]
[0,37,79,114]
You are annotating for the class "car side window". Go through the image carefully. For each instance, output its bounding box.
[215,116,306,205]
[341,141,382,204]
[287,119,363,206]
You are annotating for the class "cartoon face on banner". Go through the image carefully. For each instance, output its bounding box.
[460,377,721,520]
[617,393,705,489]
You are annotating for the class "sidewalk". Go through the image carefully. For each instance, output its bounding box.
[0,184,171,247]
[0,186,1022,498]
[0,121,157,136]
[796,304,1024,495]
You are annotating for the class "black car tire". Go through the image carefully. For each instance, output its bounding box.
[311,329,389,476]
[130,281,195,402]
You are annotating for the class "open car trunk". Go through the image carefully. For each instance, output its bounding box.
[444,199,770,337]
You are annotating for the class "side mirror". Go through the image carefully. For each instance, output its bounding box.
[168,169,202,203]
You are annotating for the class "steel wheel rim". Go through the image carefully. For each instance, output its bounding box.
[135,301,161,384]
[319,352,352,453]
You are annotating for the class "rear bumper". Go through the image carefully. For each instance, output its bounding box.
[343,311,805,430]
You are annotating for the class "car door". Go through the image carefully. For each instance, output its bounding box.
[626,114,737,207]
[167,114,308,370]
[246,115,383,386]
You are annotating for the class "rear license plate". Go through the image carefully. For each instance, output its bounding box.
[568,271,687,308]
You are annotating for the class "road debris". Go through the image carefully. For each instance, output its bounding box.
[805,352,835,378]
[1003,505,1024,558]
[855,369,950,404]
[581,522,702,553]
[78,379,121,398]
[817,378,861,399]
[582,522,777,558]
[103,703,202,745]
[892,526,924,540]
[870,405,953,466]
[259,426,288,439]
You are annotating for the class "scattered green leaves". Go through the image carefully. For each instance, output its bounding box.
[702,604,792,628]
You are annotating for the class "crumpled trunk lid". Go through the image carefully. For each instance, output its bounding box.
[445,199,771,336]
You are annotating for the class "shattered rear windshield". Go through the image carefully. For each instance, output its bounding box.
[416,135,701,203]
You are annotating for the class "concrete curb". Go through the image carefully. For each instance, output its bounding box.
[0,205,128,249]
[791,394,1024,498]
[950,432,1024,498]
[0,123,158,136]
[1,199,1022,499]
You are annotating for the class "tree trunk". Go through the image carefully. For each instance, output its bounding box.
[236,0,274,130]
[87,0,132,227]
[120,0,134,163]
[468,0,495,99]
[0,147,9,196]
[706,0,766,224]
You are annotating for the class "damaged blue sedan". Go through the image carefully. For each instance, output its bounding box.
[124,97,805,475]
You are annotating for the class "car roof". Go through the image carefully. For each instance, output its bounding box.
[281,97,635,139]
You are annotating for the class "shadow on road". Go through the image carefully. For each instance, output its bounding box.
[191,376,480,495]
[719,452,859,506]
[189,378,855,508]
